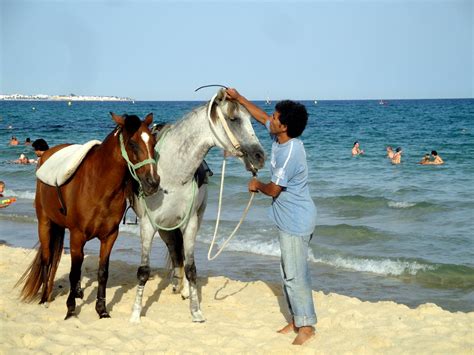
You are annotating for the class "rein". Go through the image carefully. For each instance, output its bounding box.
[207,157,256,260]
[205,96,256,260]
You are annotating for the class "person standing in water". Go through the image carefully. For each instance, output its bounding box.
[226,88,317,346]
[429,150,444,165]
[352,141,364,156]
[391,147,403,164]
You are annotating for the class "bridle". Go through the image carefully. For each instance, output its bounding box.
[206,92,243,157]
[118,131,156,196]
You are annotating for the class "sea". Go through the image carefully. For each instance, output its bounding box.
[1,98,473,313]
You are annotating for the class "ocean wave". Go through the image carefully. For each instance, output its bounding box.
[412,264,474,289]
[119,223,140,236]
[0,213,36,223]
[311,254,433,276]
[316,195,442,215]
[316,195,388,209]
[9,189,36,200]
[316,224,391,244]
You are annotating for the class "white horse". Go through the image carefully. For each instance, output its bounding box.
[130,89,265,323]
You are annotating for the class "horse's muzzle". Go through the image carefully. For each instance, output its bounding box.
[142,174,160,196]
[243,146,265,173]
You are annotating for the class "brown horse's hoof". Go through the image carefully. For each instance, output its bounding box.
[64,311,76,320]
[99,312,111,319]
[75,288,84,299]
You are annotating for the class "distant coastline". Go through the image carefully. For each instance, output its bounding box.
[0,94,132,101]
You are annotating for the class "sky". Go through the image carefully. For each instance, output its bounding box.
[1,0,472,101]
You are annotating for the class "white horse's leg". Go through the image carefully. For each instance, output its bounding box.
[182,215,205,322]
[130,217,156,323]
[180,186,206,301]
[158,229,187,296]
[180,271,190,299]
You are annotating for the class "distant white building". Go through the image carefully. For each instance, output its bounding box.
[0,94,132,101]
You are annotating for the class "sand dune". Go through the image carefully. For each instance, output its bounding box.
[1,245,472,354]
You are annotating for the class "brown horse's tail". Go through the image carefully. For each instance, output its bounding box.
[16,224,65,303]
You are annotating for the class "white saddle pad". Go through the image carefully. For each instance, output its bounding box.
[36,140,101,186]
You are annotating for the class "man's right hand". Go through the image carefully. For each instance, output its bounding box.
[225,88,270,125]
[226,88,241,102]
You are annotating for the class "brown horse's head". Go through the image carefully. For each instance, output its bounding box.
[111,112,160,196]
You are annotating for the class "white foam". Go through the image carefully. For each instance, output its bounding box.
[119,223,140,236]
[8,189,36,200]
[388,201,417,208]
[310,254,434,276]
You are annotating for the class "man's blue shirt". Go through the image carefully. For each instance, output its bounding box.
[266,121,317,236]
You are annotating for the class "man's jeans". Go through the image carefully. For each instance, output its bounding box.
[279,230,317,328]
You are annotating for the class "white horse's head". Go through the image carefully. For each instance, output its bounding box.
[207,89,265,174]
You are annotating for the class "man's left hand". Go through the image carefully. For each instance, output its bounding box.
[248,178,259,193]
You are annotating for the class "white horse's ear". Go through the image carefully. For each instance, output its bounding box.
[144,113,153,126]
[215,88,226,103]
[110,112,125,126]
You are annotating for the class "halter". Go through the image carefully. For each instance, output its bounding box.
[207,93,243,157]
[119,132,156,197]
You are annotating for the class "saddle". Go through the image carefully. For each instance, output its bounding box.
[36,140,101,186]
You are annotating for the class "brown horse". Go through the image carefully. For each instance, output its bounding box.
[17,112,160,319]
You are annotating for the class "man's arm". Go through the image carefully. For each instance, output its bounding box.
[248,178,283,198]
[226,88,270,125]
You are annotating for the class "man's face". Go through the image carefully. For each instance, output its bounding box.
[35,150,42,157]
[0,185,4,193]
[269,111,286,135]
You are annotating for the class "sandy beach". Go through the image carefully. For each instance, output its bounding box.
[0,245,472,354]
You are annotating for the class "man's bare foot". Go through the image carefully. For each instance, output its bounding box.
[277,322,298,334]
[292,326,315,345]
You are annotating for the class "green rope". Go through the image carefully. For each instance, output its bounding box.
[139,126,198,231]
[142,179,197,231]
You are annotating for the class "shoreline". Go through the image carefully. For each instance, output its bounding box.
[0,215,472,313]
[1,245,473,353]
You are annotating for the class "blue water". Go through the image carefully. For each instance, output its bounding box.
[1,98,473,312]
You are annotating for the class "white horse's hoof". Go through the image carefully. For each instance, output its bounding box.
[191,310,205,323]
[172,284,182,294]
[129,312,141,324]
[181,289,190,299]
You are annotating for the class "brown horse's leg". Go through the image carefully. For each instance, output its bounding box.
[38,215,52,304]
[96,230,119,319]
[65,231,85,320]
[46,223,65,299]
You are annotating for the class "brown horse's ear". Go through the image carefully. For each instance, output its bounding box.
[144,113,153,126]
[110,112,125,126]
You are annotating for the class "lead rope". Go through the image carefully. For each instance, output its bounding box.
[206,94,257,260]
[207,155,256,260]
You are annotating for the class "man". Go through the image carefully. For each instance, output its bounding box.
[226,88,317,345]
[429,150,444,165]
[352,141,364,156]
[32,139,49,163]
[391,147,402,164]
